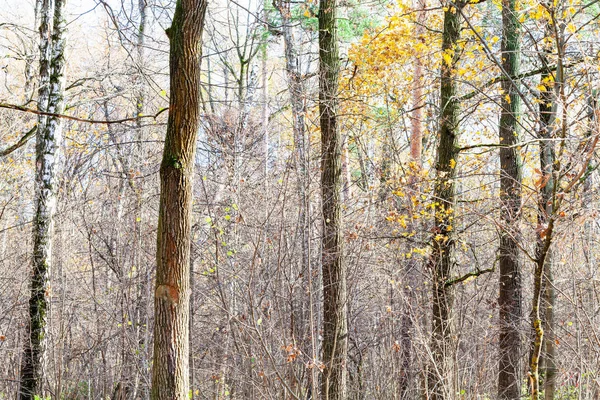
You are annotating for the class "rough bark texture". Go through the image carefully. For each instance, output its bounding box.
[428,4,462,399]
[151,0,207,398]
[497,0,523,398]
[319,0,347,397]
[19,0,67,397]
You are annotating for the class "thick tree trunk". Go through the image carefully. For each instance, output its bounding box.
[151,0,207,398]
[319,0,347,397]
[19,0,67,397]
[428,4,462,399]
[497,0,523,398]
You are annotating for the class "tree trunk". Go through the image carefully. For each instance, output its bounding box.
[19,0,67,397]
[497,0,523,398]
[132,0,149,396]
[529,33,560,399]
[319,0,347,396]
[274,1,316,395]
[428,4,462,399]
[151,0,207,398]
[399,2,426,398]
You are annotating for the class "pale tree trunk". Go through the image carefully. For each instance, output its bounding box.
[428,3,462,399]
[399,2,425,398]
[319,0,348,396]
[497,0,523,398]
[19,0,67,397]
[24,0,43,100]
[151,0,207,398]
[132,0,149,396]
[273,1,316,395]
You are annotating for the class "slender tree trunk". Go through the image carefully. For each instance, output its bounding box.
[151,0,207,398]
[543,259,556,400]
[319,0,347,396]
[19,0,67,397]
[497,0,523,398]
[132,0,149,396]
[398,2,426,398]
[24,0,43,100]
[428,4,462,399]
[274,2,315,395]
[529,34,560,399]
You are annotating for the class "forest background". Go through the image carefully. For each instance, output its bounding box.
[1,0,600,398]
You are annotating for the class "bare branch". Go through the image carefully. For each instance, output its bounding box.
[0,125,37,157]
[0,102,168,125]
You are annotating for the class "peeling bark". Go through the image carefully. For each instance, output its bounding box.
[19,0,67,397]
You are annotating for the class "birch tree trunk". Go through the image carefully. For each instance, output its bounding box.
[19,0,67,397]
[151,0,207,398]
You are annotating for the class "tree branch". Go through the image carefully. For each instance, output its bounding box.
[0,126,37,157]
[0,102,168,125]
[458,58,584,103]
[445,266,495,287]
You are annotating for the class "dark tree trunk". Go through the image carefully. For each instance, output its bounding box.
[497,0,523,398]
[428,4,462,399]
[319,0,347,397]
[150,0,207,398]
[19,0,67,397]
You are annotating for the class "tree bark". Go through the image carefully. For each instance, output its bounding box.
[19,0,67,397]
[319,0,347,397]
[529,29,559,399]
[151,0,207,398]
[428,4,462,399]
[497,0,523,398]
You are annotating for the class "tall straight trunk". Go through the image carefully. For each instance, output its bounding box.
[274,1,315,395]
[399,2,425,398]
[151,0,207,398]
[24,0,43,99]
[19,0,67,397]
[428,4,462,399]
[497,0,523,398]
[319,0,347,397]
[133,0,149,396]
